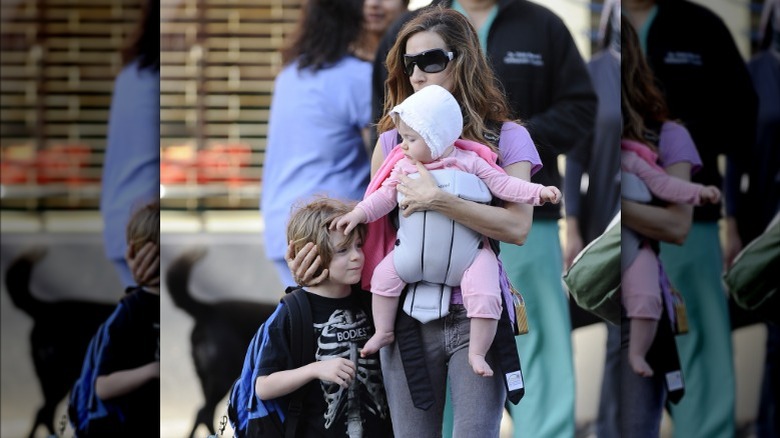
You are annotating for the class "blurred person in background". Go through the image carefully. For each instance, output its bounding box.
[561,1,621,435]
[624,0,758,436]
[100,0,160,290]
[730,0,779,436]
[357,0,410,62]
[262,0,407,288]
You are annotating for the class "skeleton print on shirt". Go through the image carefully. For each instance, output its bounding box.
[314,307,389,435]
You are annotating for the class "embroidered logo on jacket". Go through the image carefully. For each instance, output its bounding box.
[663,51,703,66]
[503,51,544,66]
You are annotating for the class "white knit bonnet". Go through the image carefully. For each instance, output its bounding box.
[390,84,463,160]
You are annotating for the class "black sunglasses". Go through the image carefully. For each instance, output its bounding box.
[403,49,455,76]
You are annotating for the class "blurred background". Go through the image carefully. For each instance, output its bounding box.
[0,0,771,437]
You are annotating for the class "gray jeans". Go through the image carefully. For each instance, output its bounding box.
[379,305,506,438]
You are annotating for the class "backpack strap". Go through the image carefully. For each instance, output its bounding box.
[280,287,314,438]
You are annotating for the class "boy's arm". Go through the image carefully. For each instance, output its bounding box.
[622,150,706,205]
[95,361,160,401]
[256,357,355,400]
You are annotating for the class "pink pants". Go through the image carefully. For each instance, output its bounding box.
[622,245,663,320]
[371,245,502,320]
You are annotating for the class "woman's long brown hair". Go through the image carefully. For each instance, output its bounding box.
[378,6,514,152]
[621,15,669,150]
[121,0,159,70]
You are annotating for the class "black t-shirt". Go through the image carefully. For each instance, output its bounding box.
[257,291,392,437]
[97,289,160,437]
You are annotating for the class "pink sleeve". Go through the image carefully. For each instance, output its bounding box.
[470,154,545,205]
[622,150,704,205]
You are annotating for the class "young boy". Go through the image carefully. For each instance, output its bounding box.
[93,201,160,436]
[255,198,392,437]
[332,85,560,376]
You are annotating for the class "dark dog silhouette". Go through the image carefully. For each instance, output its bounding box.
[165,248,277,438]
[5,249,117,438]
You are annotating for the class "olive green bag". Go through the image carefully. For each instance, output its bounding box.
[723,212,779,320]
[562,213,621,325]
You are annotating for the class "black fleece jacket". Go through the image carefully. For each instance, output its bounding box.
[371,0,596,220]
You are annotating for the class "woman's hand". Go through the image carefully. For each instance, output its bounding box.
[622,161,694,245]
[396,162,445,216]
[126,242,159,287]
[285,241,328,286]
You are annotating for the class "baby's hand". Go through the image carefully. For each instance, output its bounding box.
[700,186,721,205]
[331,209,367,235]
[315,357,355,389]
[540,186,562,204]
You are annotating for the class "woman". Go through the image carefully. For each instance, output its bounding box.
[100,0,160,289]
[261,0,373,287]
[292,7,541,436]
[358,0,409,62]
[620,16,702,436]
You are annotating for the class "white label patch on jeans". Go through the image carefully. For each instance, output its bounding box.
[665,370,684,391]
[506,370,524,391]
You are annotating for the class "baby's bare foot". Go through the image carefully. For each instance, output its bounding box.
[361,331,394,357]
[629,353,654,377]
[468,353,494,377]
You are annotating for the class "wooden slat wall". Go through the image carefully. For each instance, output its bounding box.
[159,0,302,210]
[0,0,139,210]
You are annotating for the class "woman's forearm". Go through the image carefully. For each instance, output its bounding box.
[428,191,532,245]
[622,200,692,245]
[621,161,694,245]
[95,361,160,401]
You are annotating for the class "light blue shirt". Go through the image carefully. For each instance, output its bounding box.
[100,60,160,286]
[452,0,499,54]
[261,56,372,260]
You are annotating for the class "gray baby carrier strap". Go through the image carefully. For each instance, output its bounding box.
[395,168,492,323]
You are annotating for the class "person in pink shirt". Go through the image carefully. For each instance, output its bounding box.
[621,138,720,377]
[332,84,560,376]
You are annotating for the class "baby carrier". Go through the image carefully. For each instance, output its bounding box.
[394,168,493,323]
